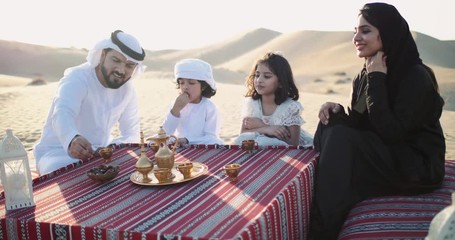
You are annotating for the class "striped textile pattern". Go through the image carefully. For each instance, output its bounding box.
[0,144,318,240]
[338,160,455,240]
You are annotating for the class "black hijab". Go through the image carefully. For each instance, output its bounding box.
[359,2,443,110]
[360,2,422,82]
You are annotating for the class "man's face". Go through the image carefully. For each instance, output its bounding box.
[99,50,138,89]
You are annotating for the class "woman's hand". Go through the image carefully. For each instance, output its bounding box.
[366,51,387,73]
[318,102,341,125]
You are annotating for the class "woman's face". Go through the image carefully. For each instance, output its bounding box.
[353,15,383,58]
[178,78,203,103]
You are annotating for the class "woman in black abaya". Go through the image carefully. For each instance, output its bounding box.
[310,3,446,239]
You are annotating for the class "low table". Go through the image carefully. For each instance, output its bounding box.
[0,144,318,240]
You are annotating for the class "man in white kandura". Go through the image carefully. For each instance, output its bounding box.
[34,30,146,175]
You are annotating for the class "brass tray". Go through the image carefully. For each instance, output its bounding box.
[130,162,208,186]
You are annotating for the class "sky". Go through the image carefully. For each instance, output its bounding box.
[1,0,454,51]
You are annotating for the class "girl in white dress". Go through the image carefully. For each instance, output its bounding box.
[233,52,313,146]
[162,58,223,146]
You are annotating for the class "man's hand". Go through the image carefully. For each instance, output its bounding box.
[68,135,94,160]
[177,137,189,146]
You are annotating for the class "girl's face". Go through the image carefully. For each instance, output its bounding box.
[254,63,280,97]
[178,78,203,103]
[353,15,383,58]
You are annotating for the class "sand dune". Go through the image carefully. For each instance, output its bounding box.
[2,29,454,83]
[1,28,454,172]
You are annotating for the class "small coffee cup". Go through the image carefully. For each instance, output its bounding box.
[224,163,241,182]
[241,140,257,153]
[177,162,193,179]
[153,168,172,183]
[99,147,113,162]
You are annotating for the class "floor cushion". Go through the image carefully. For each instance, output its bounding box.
[338,160,455,240]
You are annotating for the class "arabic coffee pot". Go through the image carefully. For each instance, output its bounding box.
[147,126,178,169]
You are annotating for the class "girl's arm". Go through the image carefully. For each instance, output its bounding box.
[241,117,266,131]
[242,123,291,142]
[286,125,301,146]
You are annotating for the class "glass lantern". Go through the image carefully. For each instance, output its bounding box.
[0,129,35,210]
[426,192,455,240]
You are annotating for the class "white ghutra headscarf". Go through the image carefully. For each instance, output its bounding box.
[64,30,147,80]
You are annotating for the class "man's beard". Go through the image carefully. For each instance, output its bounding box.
[101,64,130,89]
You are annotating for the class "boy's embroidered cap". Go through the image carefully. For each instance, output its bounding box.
[174,58,216,90]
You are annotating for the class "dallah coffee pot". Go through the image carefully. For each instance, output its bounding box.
[147,126,178,169]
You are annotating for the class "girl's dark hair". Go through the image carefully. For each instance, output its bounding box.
[176,79,216,98]
[245,52,299,105]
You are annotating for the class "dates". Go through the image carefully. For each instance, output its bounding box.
[87,164,120,182]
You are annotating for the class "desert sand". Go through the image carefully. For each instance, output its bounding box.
[0,74,454,173]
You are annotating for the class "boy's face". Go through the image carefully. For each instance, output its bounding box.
[178,78,203,103]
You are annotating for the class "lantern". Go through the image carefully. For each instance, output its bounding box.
[426,192,455,239]
[0,129,35,210]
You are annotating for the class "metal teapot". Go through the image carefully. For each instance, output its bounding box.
[147,126,178,169]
